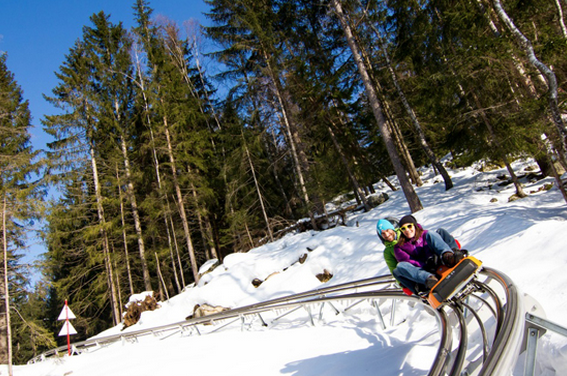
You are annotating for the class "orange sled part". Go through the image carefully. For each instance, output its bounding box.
[427,256,482,309]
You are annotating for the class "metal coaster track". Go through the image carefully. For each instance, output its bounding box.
[28,267,526,376]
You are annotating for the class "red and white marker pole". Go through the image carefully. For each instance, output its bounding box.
[57,300,77,356]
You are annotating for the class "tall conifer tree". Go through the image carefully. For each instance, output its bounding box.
[0,53,44,369]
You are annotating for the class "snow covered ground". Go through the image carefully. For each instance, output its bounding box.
[7,158,567,375]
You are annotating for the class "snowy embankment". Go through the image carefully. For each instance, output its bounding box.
[10,158,567,376]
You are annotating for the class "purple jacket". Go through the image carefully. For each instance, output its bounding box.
[394,229,435,268]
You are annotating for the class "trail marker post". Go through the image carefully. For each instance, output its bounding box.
[57,299,77,356]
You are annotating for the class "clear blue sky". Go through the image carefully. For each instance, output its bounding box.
[0,0,212,277]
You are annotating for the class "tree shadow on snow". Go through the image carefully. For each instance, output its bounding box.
[280,326,435,376]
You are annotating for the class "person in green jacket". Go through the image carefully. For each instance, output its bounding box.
[376,218,401,276]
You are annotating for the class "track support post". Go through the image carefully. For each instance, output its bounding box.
[523,327,539,376]
[523,313,567,376]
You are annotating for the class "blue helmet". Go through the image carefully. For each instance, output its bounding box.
[376,218,398,242]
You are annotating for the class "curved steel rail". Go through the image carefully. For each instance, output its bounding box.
[478,267,524,375]
[436,267,523,375]
[28,267,524,376]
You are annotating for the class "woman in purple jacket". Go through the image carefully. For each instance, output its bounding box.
[393,215,464,294]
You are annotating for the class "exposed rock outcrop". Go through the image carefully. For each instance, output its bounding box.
[122,292,159,329]
[186,303,231,321]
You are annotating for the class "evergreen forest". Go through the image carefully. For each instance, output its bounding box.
[1,0,567,365]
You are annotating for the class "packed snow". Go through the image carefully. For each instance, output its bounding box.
[6,158,567,375]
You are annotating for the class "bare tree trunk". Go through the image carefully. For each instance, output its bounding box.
[116,166,134,296]
[189,180,208,255]
[503,158,527,197]
[135,23,200,283]
[244,222,254,250]
[268,128,293,216]
[327,116,370,210]
[347,136,398,192]
[469,92,528,197]
[327,97,371,206]
[261,48,321,229]
[119,134,152,292]
[265,55,312,211]
[554,0,567,38]
[332,0,423,212]
[549,152,567,203]
[133,49,177,290]
[492,0,567,151]
[135,45,185,291]
[154,252,169,300]
[111,251,123,319]
[360,4,452,190]
[89,140,121,325]
[387,65,452,189]
[168,213,186,288]
[102,225,119,325]
[185,168,218,263]
[166,24,222,261]
[162,113,200,283]
[541,135,567,204]
[204,221,218,260]
[2,195,13,375]
[165,221,182,293]
[0,265,7,366]
[289,18,370,209]
[387,117,422,187]
[181,31,221,261]
[354,23,423,188]
[243,133,274,241]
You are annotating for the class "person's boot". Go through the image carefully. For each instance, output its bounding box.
[442,249,467,267]
[425,275,439,289]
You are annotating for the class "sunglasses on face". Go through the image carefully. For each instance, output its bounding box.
[400,223,414,232]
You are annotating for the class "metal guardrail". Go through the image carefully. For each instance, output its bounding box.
[28,275,397,363]
[28,267,535,376]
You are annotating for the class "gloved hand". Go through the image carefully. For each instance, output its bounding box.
[424,255,440,273]
[453,248,469,261]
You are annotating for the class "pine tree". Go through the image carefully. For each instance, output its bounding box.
[42,13,138,329]
[0,53,45,369]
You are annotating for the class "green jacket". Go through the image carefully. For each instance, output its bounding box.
[383,229,402,275]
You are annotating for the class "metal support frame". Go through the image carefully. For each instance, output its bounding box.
[343,298,365,312]
[390,299,396,327]
[257,312,267,327]
[272,305,303,323]
[325,301,341,315]
[371,299,386,330]
[305,305,315,326]
[523,313,567,376]
[523,327,539,376]
[209,317,240,334]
